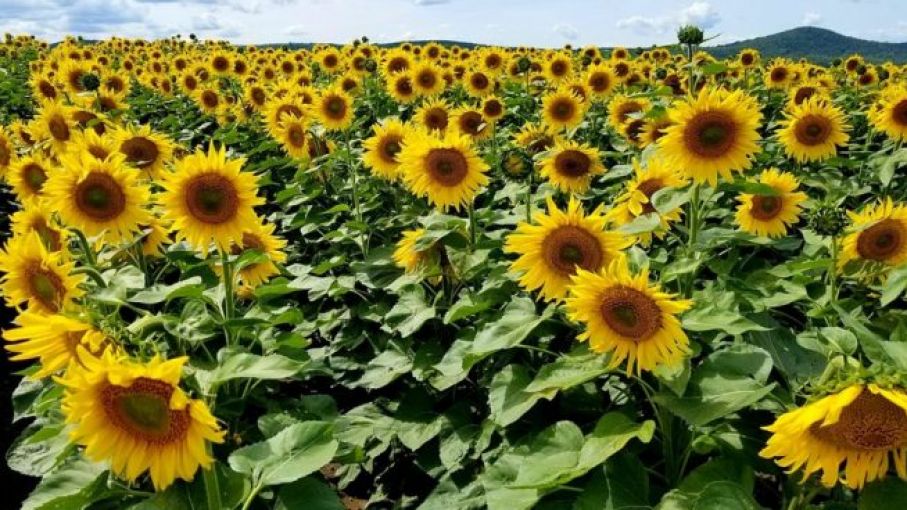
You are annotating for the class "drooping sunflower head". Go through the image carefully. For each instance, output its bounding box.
[777,97,850,164]
[735,168,807,238]
[505,196,630,302]
[606,157,687,246]
[541,87,587,130]
[47,151,151,243]
[114,124,175,178]
[160,144,263,254]
[658,87,762,186]
[565,257,692,374]
[0,232,84,314]
[539,140,606,194]
[760,384,907,490]
[841,198,907,270]
[514,122,560,155]
[10,203,68,254]
[397,130,489,211]
[414,98,451,133]
[3,310,108,379]
[59,350,225,491]
[393,228,437,275]
[362,118,409,180]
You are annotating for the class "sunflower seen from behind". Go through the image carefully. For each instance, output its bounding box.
[59,349,225,491]
[160,144,263,254]
[735,169,807,238]
[840,198,907,271]
[230,221,287,289]
[777,97,850,164]
[505,196,629,302]
[565,257,692,375]
[659,87,762,186]
[539,140,605,194]
[0,232,84,314]
[397,130,489,211]
[760,383,907,489]
[47,152,151,243]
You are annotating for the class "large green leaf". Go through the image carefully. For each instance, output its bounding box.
[22,458,110,510]
[276,477,345,510]
[228,421,339,487]
[195,348,308,394]
[465,297,553,365]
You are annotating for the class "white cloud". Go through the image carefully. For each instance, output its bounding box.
[802,12,822,26]
[413,0,450,5]
[615,15,671,35]
[553,22,578,40]
[283,24,308,37]
[680,1,720,29]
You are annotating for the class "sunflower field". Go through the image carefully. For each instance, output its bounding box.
[3,25,907,509]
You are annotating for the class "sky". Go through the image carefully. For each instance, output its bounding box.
[3,0,907,47]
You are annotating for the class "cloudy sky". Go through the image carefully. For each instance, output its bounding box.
[2,0,907,47]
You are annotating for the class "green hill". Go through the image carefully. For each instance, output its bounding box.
[705,26,907,64]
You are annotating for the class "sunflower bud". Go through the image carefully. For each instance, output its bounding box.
[80,73,101,92]
[655,68,667,80]
[364,58,377,73]
[517,56,531,73]
[809,204,847,237]
[677,25,704,46]
[503,150,530,177]
[856,64,867,76]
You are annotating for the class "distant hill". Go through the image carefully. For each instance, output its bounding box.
[705,26,907,64]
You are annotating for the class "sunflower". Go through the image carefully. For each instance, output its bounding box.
[738,49,760,69]
[515,122,560,154]
[362,118,408,180]
[0,232,84,314]
[0,129,13,177]
[382,48,412,76]
[464,69,495,98]
[640,115,673,148]
[760,384,907,490]
[193,86,224,117]
[32,102,75,154]
[59,349,225,491]
[114,125,174,178]
[397,130,489,211]
[505,196,629,302]
[10,204,68,254]
[777,98,849,164]
[274,116,310,159]
[69,128,118,161]
[765,60,794,89]
[313,86,354,131]
[159,144,263,254]
[735,169,807,238]
[230,221,287,288]
[451,106,491,141]
[263,95,308,137]
[6,153,53,205]
[584,64,616,98]
[658,87,762,186]
[411,62,445,97]
[482,96,505,123]
[840,199,907,270]
[541,87,586,130]
[140,217,172,258]
[870,86,907,142]
[565,257,692,374]
[539,140,605,194]
[787,81,829,108]
[47,152,151,243]
[606,158,688,246]
[607,95,650,130]
[393,228,435,274]
[3,310,108,378]
[387,73,418,104]
[543,54,573,84]
[414,98,450,132]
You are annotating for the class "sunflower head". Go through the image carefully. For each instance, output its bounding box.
[114,124,174,178]
[362,118,409,180]
[542,88,586,130]
[841,199,907,271]
[0,232,84,314]
[734,169,807,238]
[313,86,354,131]
[397,130,489,211]
[777,97,850,164]
[607,158,687,246]
[539,140,606,194]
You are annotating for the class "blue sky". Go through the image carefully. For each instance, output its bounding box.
[2,0,907,47]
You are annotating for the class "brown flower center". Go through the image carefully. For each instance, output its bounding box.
[424,108,448,130]
[458,111,484,136]
[554,149,591,178]
[48,115,70,142]
[184,173,240,225]
[614,62,630,77]
[101,378,190,444]
[287,123,306,148]
[23,163,47,193]
[793,86,816,105]
[121,137,160,169]
[811,390,907,451]
[891,100,907,127]
[771,67,788,83]
[38,80,57,100]
[541,225,604,276]
[599,286,662,340]
[417,70,437,89]
[75,172,127,221]
[470,73,489,90]
[26,263,64,312]
[614,101,642,125]
[201,90,219,109]
[425,148,469,187]
[741,53,754,66]
[322,96,347,120]
[750,195,783,220]
[250,87,266,106]
[550,60,568,76]
[212,56,229,72]
[379,135,403,163]
[589,72,610,92]
[636,178,664,214]
[0,141,10,167]
[550,97,576,122]
[793,114,831,146]
[483,99,503,118]
[388,57,409,74]
[857,219,905,262]
[395,77,413,96]
[276,103,303,120]
[683,110,737,158]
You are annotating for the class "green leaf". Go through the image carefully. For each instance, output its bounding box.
[651,186,691,214]
[881,265,907,306]
[385,285,437,337]
[488,365,554,427]
[574,455,650,510]
[22,458,109,510]
[656,458,757,510]
[129,277,204,304]
[618,213,662,235]
[354,347,413,389]
[196,349,308,394]
[683,296,770,336]
[465,297,553,365]
[701,62,728,75]
[655,345,776,426]
[276,477,344,510]
[228,421,339,487]
[859,477,907,510]
[524,351,611,394]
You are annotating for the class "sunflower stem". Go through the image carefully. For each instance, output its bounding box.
[220,249,235,345]
[202,460,222,510]
[74,229,97,267]
[467,201,478,248]
[241,482,263,510]
[525,166,534,223]
[829,235,839,305]
[684,183,702,297]
[345,128,367,256]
